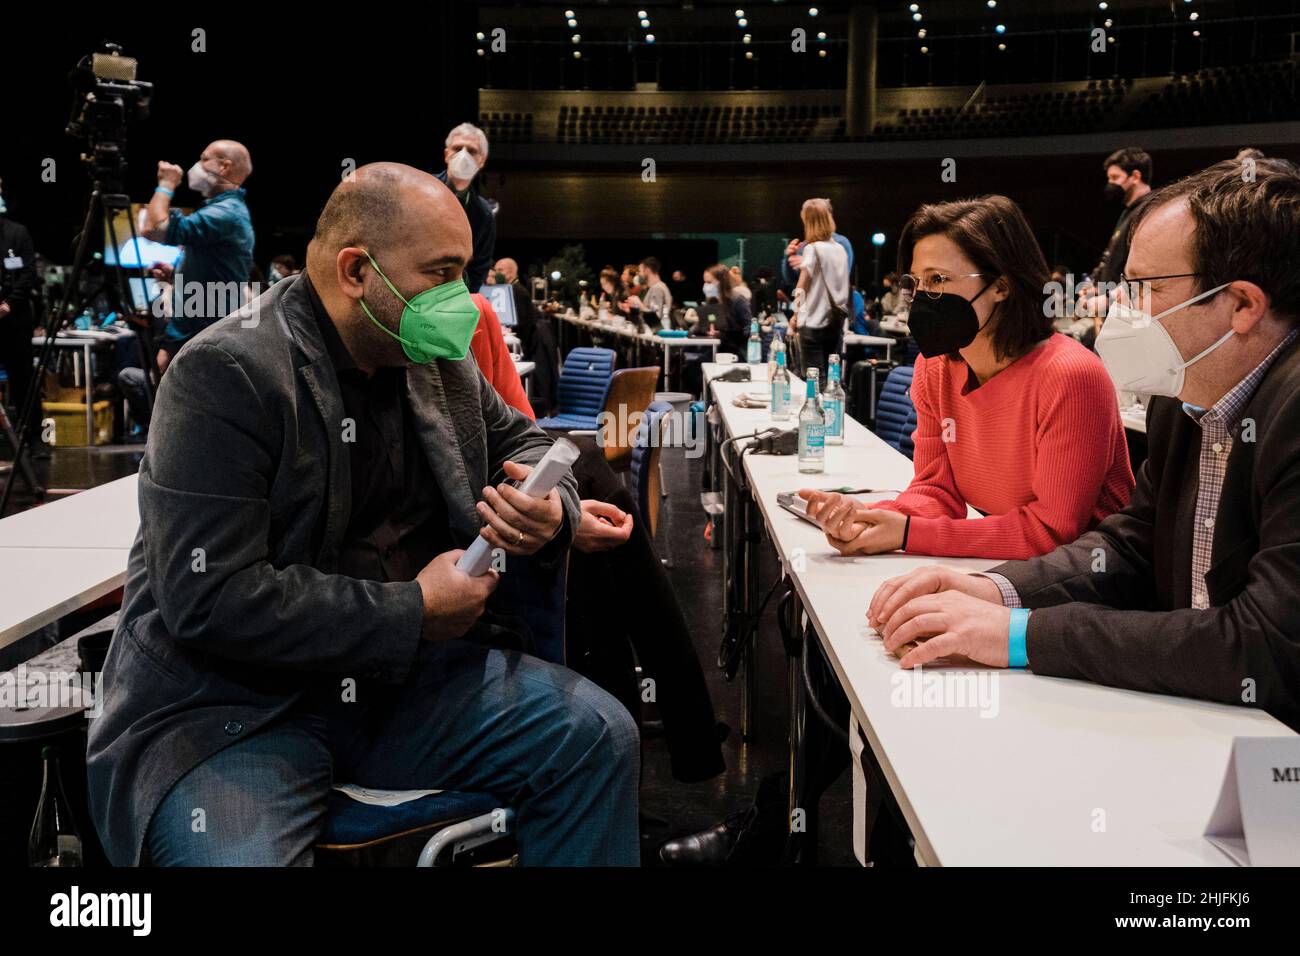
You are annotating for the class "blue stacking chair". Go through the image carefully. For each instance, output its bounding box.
[536,347,617,432]
[874,365,918,460]
[315,555,568,867]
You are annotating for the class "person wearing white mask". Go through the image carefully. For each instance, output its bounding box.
[437,122,496,291]
[864,158,1300,731]
[142,139,255,372]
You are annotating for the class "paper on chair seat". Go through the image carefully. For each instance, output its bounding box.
[333,784,443,806]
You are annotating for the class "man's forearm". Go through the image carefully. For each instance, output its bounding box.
[144,189,173,240]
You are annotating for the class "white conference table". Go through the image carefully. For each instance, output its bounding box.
[707,371,1294,866]
[0,474,138,650]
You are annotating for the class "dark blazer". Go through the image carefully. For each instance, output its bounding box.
[86,274,580,865]
[992,334,1300,730]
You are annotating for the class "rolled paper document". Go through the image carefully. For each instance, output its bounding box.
[456,437,582,576]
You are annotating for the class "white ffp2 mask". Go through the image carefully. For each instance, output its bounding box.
[1095,282,1234,397]
[448,148,479,182]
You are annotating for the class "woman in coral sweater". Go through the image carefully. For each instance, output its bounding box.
[801,195,1134,560]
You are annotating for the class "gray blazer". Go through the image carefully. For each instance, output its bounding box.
[86,274,580,865]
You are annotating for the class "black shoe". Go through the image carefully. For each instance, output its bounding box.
[657,808,755,867]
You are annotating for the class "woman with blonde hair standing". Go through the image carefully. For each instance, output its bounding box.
[791,197,851,380]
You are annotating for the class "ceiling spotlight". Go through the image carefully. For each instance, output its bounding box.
[571,34,580,43]
[735,8,745,16]
[918,28,926,38]
[817,31,827,40]
[564,9,574,18]
[920,45,929,53]
[913,12,922,22]
[987,0,997,7]
[645,33,655,42]
[809,7,819,18]
[640,18,650,27]
[909,3,919,11]
[745,51,754,59]
[997,42,1007,51]
[743,34,752,43]
[1104,18,1113,27]
[573,50,582,59]
[637,8,647,17]
[567,18,577,27]
[818,48,827,57]
[1098,1,1108,9]
[995,24,1006,34]
[476,31,485,41]
[1189,11,1199,19]
[738,17,747,26]
[477,48,485,56]
[1192,29,1201,37]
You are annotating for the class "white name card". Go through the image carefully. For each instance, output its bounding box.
[1205,736,1300,866]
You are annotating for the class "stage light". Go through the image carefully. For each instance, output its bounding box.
[917,28,926,38]
[641,18,650,28]
[872,233,886,247]
[1098,2,1108,9]
[743,34,752,44]
[818,49,827,57]
[745,51,754,59]
[567,18,577,27]
[646,33,655,42]
[477,49,485,56]
[564,9,574,17]
[739,17,748,26]
[987,0,997,7]
[735,8,745,16]
[995,24,1006,34]
[997,42,1006,51]
[920,46,929,53]
[572,34,581,43]
[1104,18,1113,28]
[573,50,582,59]
[913,13,923,22]
[1192,29,1201,37]
[637,9,647,17]
[809,7,819,18]
[1189,11,1199,20]
[476,31,485,41]
[909,3,919,11]
[817,31,827,40]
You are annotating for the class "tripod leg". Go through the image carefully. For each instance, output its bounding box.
[0,403,42,496]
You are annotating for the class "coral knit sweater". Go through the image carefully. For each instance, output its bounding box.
[470,292,535,420]
[872,334,1134,560]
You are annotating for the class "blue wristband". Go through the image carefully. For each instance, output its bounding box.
[1008,608,1029,668]
[155,186,174,198]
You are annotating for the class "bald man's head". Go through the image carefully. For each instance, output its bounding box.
[495,258,519,283]
[204,140,252,186]
[306,163,474,372]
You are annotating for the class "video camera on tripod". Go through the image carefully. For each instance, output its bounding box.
[66,44,153,190]
[0,42,158,515]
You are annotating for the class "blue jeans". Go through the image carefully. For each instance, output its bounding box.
[145,639,641,866]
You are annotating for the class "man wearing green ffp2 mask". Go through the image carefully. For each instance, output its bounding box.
[358,249,481,364]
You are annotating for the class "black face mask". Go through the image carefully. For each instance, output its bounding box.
[1103,182,1127,204]
[906,279,996,359]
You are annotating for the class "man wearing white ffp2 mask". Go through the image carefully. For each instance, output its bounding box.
[866,158,1300,730]
[437,122,496,291]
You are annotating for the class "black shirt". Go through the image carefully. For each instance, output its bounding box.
[305,277,453,583]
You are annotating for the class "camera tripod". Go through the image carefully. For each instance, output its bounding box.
[0,183,160,516]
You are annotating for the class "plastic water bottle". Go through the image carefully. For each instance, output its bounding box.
[771,348,791,421]
[747,321,762,364]
[798,369,825,473]
[824,354,845,445]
